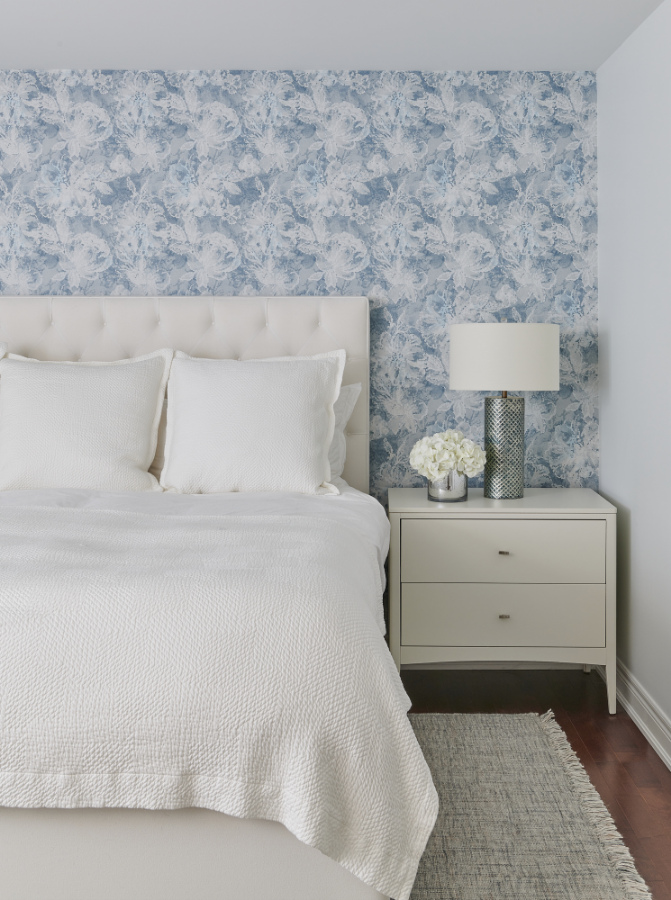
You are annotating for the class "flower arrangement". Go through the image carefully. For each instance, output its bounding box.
[409,430,486,481]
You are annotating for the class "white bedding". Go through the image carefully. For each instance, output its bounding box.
[0,482,437,900]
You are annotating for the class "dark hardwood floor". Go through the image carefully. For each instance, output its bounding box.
[402,669,671,900]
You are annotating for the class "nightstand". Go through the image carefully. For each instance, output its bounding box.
[388,487,617,713]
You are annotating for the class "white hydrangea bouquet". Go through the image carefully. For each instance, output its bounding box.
[409,430,486,502]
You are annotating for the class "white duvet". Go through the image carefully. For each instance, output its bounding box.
[0,482,437,900]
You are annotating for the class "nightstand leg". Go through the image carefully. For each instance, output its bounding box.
[583,664,592,673]
[606,663,617,714]
[388,513,402,672]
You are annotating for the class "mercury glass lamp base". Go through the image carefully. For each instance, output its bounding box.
[484,395,525,500]
[427,471,468,503]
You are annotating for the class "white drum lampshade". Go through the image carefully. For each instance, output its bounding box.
[450,323,560,392]
[449,323,560,499]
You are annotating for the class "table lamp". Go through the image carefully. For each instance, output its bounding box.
[449,323,560,499]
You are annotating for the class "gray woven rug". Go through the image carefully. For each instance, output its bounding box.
[409,712,651,900]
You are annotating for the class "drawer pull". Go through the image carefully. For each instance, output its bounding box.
[498,550,510,556]
[499,614,511,619]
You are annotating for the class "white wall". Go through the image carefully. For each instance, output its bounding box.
[599,0,671,723]
[0,0,662,70]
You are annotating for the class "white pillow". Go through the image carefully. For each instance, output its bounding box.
[330,382,362,480]
[0,349,172,491]
[0,342,7,358]
[151,379,362,482]
[161,350,346,494]
[149,398,169,480]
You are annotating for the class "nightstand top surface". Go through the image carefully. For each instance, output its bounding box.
[388,487,616,515]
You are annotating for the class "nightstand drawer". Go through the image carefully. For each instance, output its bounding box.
[401,583,605,647]
[401,519,605,584]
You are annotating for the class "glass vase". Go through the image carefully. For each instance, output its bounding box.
[427,471,468,503]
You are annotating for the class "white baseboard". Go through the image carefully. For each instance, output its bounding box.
[597,661,671,772]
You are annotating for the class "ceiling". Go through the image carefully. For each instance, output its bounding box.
[1,0,665,71]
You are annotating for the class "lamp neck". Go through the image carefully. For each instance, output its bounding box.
[501,390,508,399]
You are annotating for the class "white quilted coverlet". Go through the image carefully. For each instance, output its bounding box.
[0,486,437,900]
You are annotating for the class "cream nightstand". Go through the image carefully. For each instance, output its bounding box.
[388,487,617,713]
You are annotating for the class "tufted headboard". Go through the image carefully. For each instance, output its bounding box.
[0,296,370,494]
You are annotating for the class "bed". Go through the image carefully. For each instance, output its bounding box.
[0,296,437,900]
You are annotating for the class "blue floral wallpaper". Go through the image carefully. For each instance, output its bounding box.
[0,70,597,500]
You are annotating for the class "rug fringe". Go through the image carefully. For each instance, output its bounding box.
[539,710,653,900]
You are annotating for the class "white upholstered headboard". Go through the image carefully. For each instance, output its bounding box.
[0,296,370,494]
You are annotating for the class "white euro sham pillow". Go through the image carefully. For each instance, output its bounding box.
[330,382,362,480]
[0,349,172,491]
[149,399,169,480]
[0,342,7,358]
[161,350,346,494]
[151,378,362,482]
